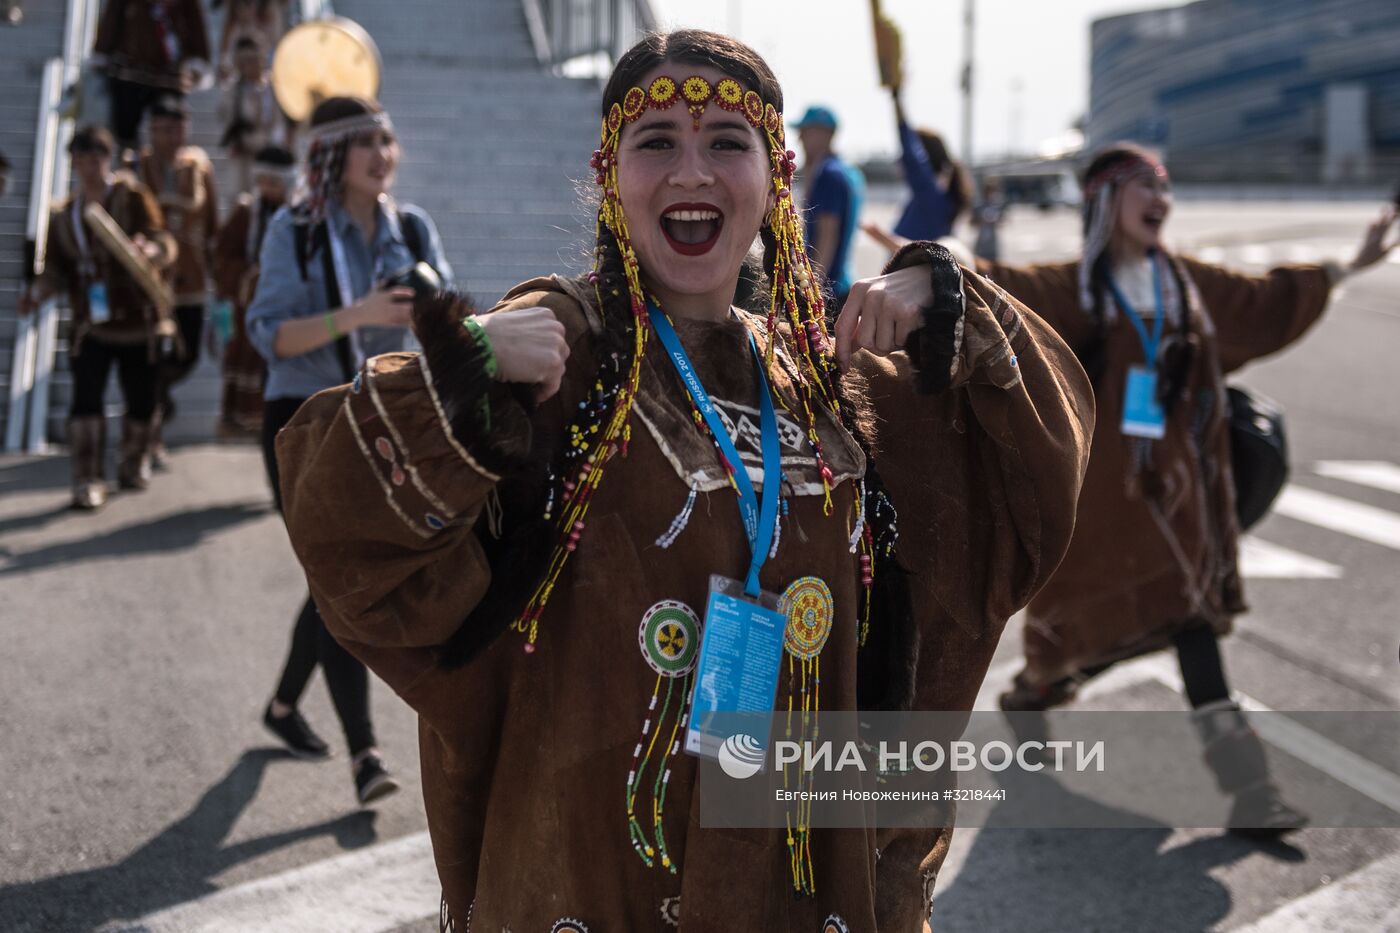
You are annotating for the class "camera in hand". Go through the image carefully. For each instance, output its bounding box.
[383,261,443,301]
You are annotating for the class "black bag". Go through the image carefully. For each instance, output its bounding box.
[1226,385,1289,530]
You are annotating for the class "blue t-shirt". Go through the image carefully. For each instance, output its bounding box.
[803,154,865,298]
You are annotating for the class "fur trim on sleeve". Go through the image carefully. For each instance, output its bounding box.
[884,242,966,394]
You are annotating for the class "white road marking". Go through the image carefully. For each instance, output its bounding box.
[1274,485,1400,551]
[1233,847,1400,932]
[1314,460,1400,496]
[1239,536,1342,579]
[1240,245,1273,265]
[1285,243,1320,263]
[1079,654,1400,815]
[102,831,438,933]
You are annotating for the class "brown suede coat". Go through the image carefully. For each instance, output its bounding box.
[138,145,218,305]
[979,255,1333,690]
[95,0,211,88]
[40,171,176,348]
[276,256,1093,931]
[213,194,273,430]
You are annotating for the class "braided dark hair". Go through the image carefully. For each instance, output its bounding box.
[291,96,386,228]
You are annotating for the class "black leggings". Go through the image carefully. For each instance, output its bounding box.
[70,336,158,420]
[1173,623,1231,708]
[263,396,376,756]
[1073,622,1231,709]
[109,78,179,150]
[157,303,205,418]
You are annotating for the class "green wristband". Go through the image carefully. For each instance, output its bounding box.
[461,315,498,432]
[462,316,499,379]
[324,311,341,340]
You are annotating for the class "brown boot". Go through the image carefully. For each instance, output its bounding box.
[1193,699,1309,838]
[68,416,108,510]
[149,415,170,471]
[117,417,156,490]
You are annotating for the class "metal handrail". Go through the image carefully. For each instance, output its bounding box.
[6,0,101,453]
[293,0,335,26]
[522,0,658,69]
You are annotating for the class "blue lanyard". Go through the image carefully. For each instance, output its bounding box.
[1107,251,1167,368]
[648,303,781,597]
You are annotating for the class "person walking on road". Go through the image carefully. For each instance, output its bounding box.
[970,176,1005,261]
[986,142,1397,837]
[246,96,453,805]
[18,126,176,509]
[270,31,1092,930]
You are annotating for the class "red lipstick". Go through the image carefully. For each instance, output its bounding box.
[660,202,724,257]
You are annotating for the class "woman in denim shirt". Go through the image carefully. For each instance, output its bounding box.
[247,95,452,804]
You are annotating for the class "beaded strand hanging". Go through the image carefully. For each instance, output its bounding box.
[509,74,848,651]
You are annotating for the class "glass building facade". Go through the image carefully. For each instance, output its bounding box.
[1088,0,1400,182]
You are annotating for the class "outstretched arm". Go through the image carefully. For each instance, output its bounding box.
[1190,205,1395,373]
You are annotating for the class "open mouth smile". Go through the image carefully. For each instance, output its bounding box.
[660,203,724,256]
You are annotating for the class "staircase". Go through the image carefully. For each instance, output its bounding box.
[334,0,605,306]
[0,4,70,447]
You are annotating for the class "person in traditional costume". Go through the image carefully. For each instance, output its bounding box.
[18,125,176,508]
[274,31,1093,931]
[246,96,453,804]
[985,142,1397,837]
[212,144,293,439]
[136,94,218,464]
[93,0,210,153]
[215,0,287,79]
[218,35,289,194]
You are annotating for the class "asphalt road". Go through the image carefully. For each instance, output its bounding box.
[1,198,1397,932]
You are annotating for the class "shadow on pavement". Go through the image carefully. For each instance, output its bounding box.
[0,502,269,575]
[0,502,76,538]
[0,456,70,496]
[932,767,1304,931]
[0,749,378,932]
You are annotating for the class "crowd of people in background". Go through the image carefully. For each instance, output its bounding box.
[20,0,298,477]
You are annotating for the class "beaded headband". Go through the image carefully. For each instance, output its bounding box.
[305,110,395,145]
[510,75,850,649]
[252,161,297,185]
[1083,154,1168,202]
[294,111,395,225]
[1079,152,1170,310]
